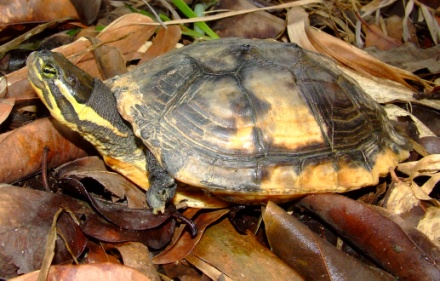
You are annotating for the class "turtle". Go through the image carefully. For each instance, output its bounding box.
[26,38,410,213]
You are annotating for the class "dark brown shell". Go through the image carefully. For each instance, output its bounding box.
[110,38,409,202]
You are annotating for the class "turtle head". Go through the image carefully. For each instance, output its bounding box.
[27,50,153,202]
[27,50,95,126]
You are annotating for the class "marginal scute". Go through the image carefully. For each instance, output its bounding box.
[110,38,410,203]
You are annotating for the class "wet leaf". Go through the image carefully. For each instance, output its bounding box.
[188,218,303,280]
[298,194,440,280]
[263,201,394,280]
[0,118,89,184]
[0,185,92,279]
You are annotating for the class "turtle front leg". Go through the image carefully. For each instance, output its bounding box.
[146,150,176,214]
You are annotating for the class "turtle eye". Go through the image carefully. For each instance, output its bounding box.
[42,63,57,79]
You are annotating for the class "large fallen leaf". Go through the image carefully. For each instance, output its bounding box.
[188,218,304,280]
[263,201,394,280]
[298,194,440,280]
[0,117,89,184]
[9,263,151,281]
[0,0,79,26]
[0,185,93,279]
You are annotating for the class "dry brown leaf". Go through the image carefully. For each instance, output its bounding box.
[71,13,158,78]
[0,117,89,184]
[211,0,285,39]
[189,218,304,281]
[417,207,440,248]
[385,155,440,214]
[91,42,128,79]
[0,98,14,125]
[306,27,419,89]
[0,0,79,27]
[365,24,402,50]
[0,185,92,279]
[139,25,182,64]
[65,170,147,208]
[366,44,440,74]
[264,201,394,280]
[383,181,421,214]
[286,6,430,91]
[185,255,235,281]
[298,194,440,280]
[113,242,160,281]
[286,7,317,51]
[9,263,151,281]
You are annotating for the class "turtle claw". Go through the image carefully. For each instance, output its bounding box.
[147,181,177,214]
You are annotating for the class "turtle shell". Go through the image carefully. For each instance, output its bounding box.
[110,38,409,202]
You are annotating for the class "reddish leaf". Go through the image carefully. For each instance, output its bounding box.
[298,194,440,281]
[139,26,182,64]
[85,241,119,264]
[0,98,14,125]
[0,118,89,184]
[9,263,151,281]
[263,201,394,280]
[0,0,79,26]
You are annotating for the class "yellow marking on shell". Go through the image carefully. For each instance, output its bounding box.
[244,68,325,150]
[259,147,407,195]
